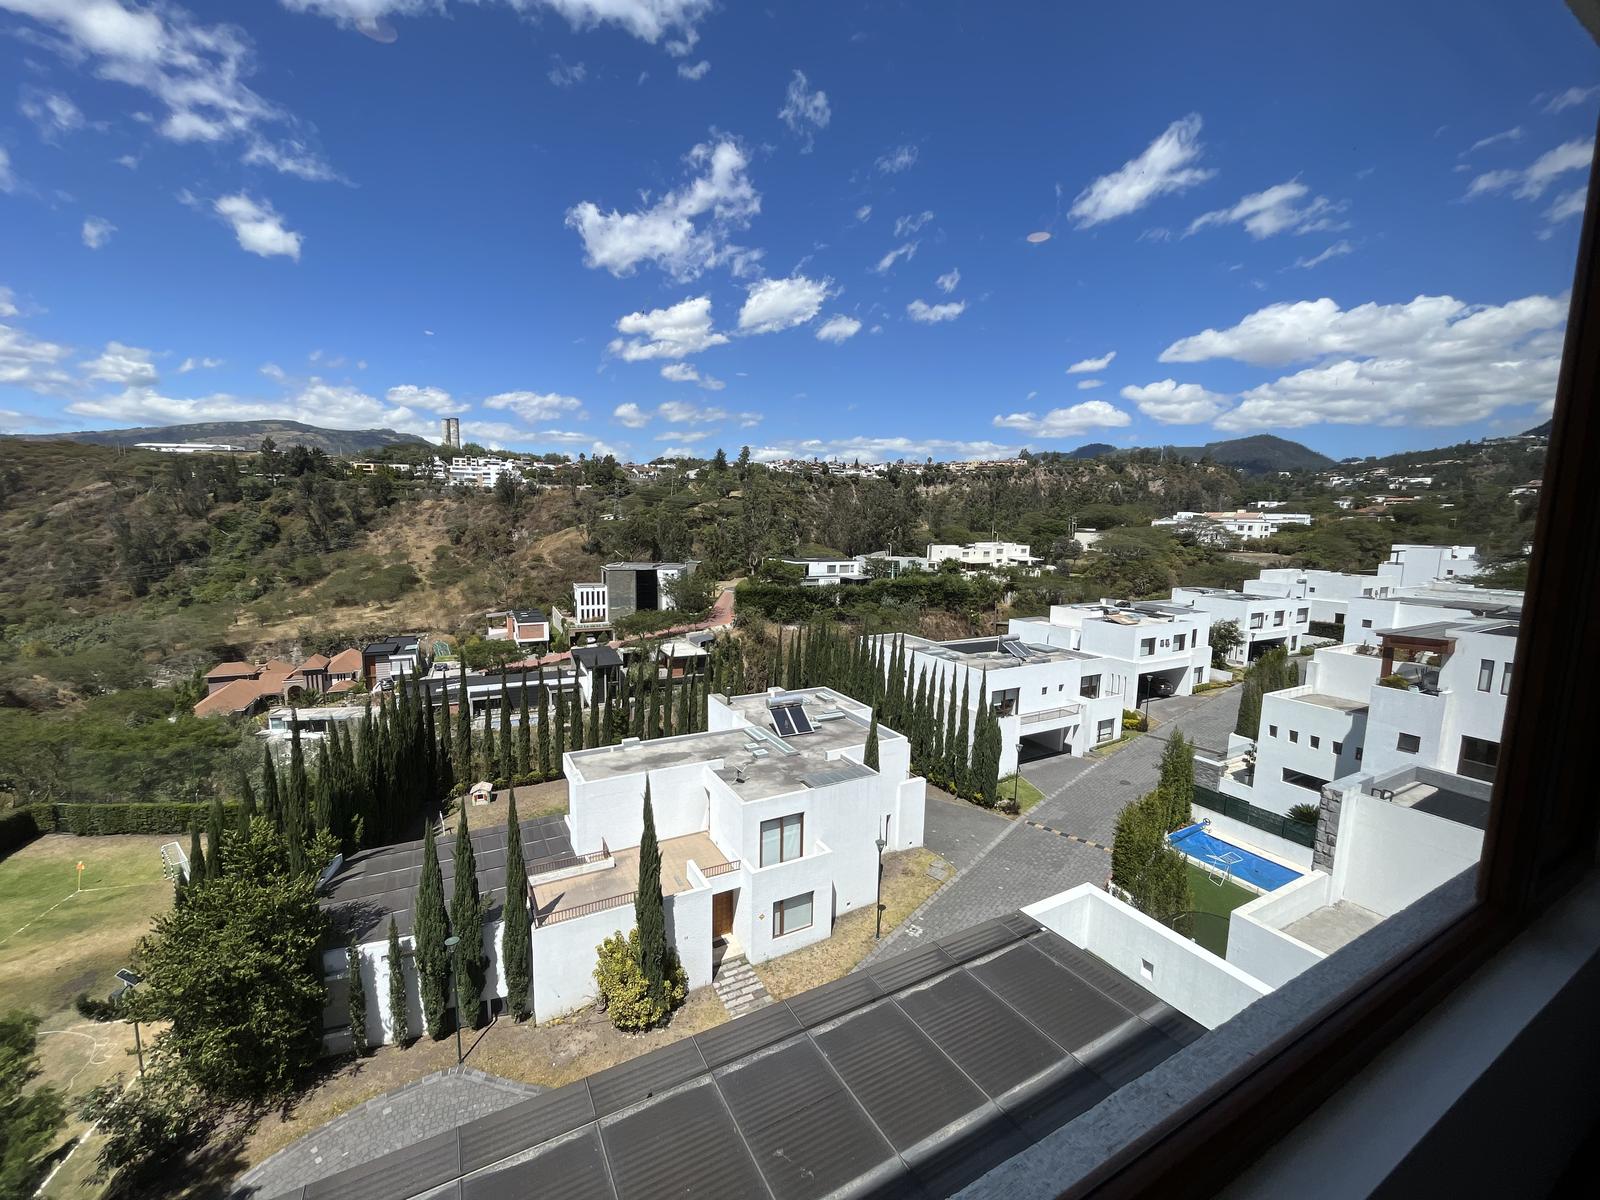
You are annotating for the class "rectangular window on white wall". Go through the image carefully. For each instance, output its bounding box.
[773,892,813,936]
[1501,662,1512,695]
[1478,659,1493,692]
[760,814,803,867]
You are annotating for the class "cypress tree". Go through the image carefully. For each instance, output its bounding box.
[450,807,486,1028]
[206,796,227,881]
[1158,731,1195,831]
[347,937,369,1056]
[864,710,880,771]
[287,715,311,855]
[1235,678,1262,740]
[536,669,552,779]
[498,671,513,782]
[954,677,972,798]
[501,794,532,1021]
[312,738,334,835]
[603,687,617,745]
[439,688,455,786]
[943,670,961,788]
[571,686,588,751]
[587,687,601,748]
[636,780,666,997]
[629,671,646,738]
[414,822,451,1039]
[386,917,410,1047]
[646,680,661,740]
[479,703,493,782]
[932,673,946,770]
[517,672,531,777]
[974,675,997,806]
[455,660,472,777]
[187,823,206,886]
[553,686,567,774]
[261,745,281,835]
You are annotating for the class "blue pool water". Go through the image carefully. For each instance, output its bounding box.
[1167,824,1302,892]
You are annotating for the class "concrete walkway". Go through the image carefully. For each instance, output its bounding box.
[712,954,773,1019]
[862,686,1243,962]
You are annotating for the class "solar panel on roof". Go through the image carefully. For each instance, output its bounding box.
[770,705,796,736]
[1001,637,1034,662]
[787,705,815,735]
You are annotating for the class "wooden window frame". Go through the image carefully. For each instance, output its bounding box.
[1072,120,1600,1200]
[773,891,814,937]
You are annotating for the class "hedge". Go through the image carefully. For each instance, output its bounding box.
[25,801,239,837]
[1,809,42,858]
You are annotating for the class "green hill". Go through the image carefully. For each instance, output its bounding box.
[9,420,428,455]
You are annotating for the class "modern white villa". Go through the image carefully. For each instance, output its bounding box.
[1152,510,1311,542]
[1251,544,1485,630]
[1169,587,1311,665]
[1008,599,1216,703]
[319,686,926,1046]
[780,555,871,585]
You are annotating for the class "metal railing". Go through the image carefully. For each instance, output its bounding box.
[701,859,742,878]
[527,846,611,877]
[1021,703,1082,726]
[533,890,636,928]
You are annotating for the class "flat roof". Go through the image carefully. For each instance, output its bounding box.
[901,633,1093,667]
[1287,692,1369,715]
[320,814,574,942]
[260,913,1204,1200]
[1283,900,1384,955]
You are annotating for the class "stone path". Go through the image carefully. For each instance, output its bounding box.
[861,686,1244,963]
[235,1067,543,1198]
[712,954,773,1019]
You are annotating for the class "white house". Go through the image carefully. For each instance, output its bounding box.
[1152,510,1311,542]
[320,686,926,1045]
[780,556,870,585]
[568,560,699,635]
[435,455,526,489]
[874,632,1126,774]
[924,541,1040,570]
[1169,587,1310,665]
[1250,545,1492,635]
[1008,599,1213,703]
[1341,587,1522,647]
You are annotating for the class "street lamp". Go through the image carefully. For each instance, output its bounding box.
[873,832,887,939]
[443,935,463,1065]
[114,968,143,1078]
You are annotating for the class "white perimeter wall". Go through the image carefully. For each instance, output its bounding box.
[1332,794,1484,916]
[1024,885,1272,1030]
[565,750,714,853]
[1226,872,1332,988]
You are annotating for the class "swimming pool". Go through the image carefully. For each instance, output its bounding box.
[1167,823,1302,892]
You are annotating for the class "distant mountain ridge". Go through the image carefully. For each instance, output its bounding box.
[10,420,429,455]
[1066,434,1334,475]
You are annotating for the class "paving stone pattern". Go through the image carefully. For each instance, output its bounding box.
[236,1067,543,1197]
[861,687,1244,962]
[712,954,773,1019]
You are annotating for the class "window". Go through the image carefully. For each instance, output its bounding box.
[1355,745,1363,761]
[1310,735,1320,749]
[772,892,813,937]
[1174,633,1186,651]
[1250,614,1264,629]
[1289,729,1299,743]
[1096,718,1115,744]
[1457,736,1501,783]
[759,814,803,867]
[1268,724,1278,738]
[1081,674,1101,699]
[1397,732,1421,754]
[1501,662,1513,695]
[1478,659,1494,692]
[1297,608,1309,622]
[1332,740,1343,755]
[1140,637,1155,656]
[1041,686,1048,695]
[1362,619,1374,629]
[1281,767,1329,792]
[1274,610,1285,626]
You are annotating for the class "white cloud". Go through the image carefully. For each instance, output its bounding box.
[548,56,587,87]
[177,356,222,373]
[0,147,16,193]
[4,0,336,179]
[737,275,829,334]
[659,399,734,424]
[1161,291,1567,431]
[67,379,445,439]
[260,362,287,382]
[659,362,724,389]
[281,1,714,46]
[815,314,861,343]
[1295,240,1354,269]
[907,298,965,323]
[778,69,830,151]
[854,204,872,222]
[751,436,1013,464]
[0,287,18,318]
[655,430,710,443]
[1464,126,1523,155]
[1466,138,1592,201]
[213,193,303,260]
[613,401,650,427]
[873,242,918,273]
[566,138,759,281]
[1066,351,1115,373]
[990,400,1132,438]
[935,268,960,294]
[80,216,116,249]
[894,210,934,237]
[240,138,343,182]
[83,340,158,386]
[1075,379,1102,390]
[483,390,586,422]
[1543,85,1600,114]
[608,295,728,360]
[1070,113,1214,228]
[677,59,710,81]
[387,384,467,414]
[1186,179,1347,239]
[1120,379,1229,424]
[1546,186,1586,224]
[875,144,918,173]
[0,321,73,392]
[19,88,84,140]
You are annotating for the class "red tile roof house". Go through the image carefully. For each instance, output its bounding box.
[193,649,364,718]
[500,608,551,648]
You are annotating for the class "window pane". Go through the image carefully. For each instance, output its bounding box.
[784,892,812,932]
[782,814,802,861]
[1478,659,1493,692]
[760,819,781,868]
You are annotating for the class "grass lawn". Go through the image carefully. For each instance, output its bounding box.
[1089,730,1143,758]
[0,834,176,1199]
[997,773,1046,814]
[453,779,570,832]
[752,847,947,1001]
[1184,864,1258,957]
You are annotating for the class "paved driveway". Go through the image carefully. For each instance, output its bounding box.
[920,788,1010,871]
[863,686,1244,962]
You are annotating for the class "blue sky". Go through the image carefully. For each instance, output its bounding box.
[0,1,1595,462]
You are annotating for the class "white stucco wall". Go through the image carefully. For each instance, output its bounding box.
[1226,872,1333,988]
[1251,689,1368,816]
[530,900,636,1021]
[740,843,836,963]
[667,877,713,992]
[1024,886,1272,1030]
[1332,794,1484,917]
[565,751,714,853]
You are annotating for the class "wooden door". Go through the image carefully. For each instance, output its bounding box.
[712,891,735,941]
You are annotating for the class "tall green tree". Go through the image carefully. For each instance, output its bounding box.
[205,796,226,881]
[1158,731,1195,831]
[863,711,880,771]
[501,794,532,1021]
[635,781,666,998]
[186,824,206,888]
[385,917,409,1047]
[260,745,281,835]
[553,686,567,773]
[497,672,513,782]
[346,937,368,1057]
[413,822,451,1040]
[536,669,552,778]
[516,672,532,777]
[0,1011,66,1197]
[450,808,486,1028]
[953,677,972,797]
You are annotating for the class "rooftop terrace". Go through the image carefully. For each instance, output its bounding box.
[530,831,728,926]
[901,633,1094,666]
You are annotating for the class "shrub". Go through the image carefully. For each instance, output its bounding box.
[1378,674,1411,690]
[80,1069,210,1189]
[1121,708,1147,732]
[27,801,237,836]
[1287,802,1322,826]
[593,928,687,1032]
